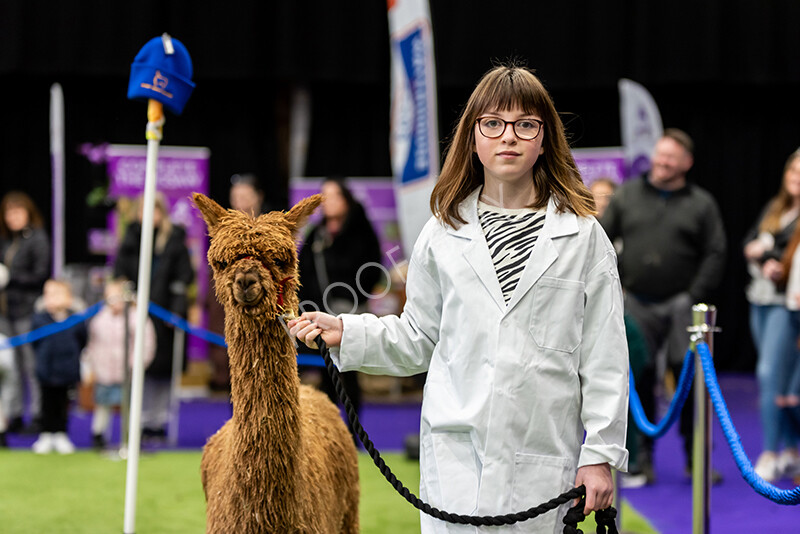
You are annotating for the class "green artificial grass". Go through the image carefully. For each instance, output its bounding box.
[0,449,657,533]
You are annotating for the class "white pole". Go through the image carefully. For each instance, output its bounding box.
[123,100,164,534]
[50,83,65,279]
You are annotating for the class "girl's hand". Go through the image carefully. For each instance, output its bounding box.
[287,312,343,349]
[574,463,613,515]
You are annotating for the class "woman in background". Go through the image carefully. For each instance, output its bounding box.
[114,193,194,440]
[0,191,50,434]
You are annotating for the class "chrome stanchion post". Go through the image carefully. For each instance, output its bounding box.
[168,328,185,448]
[119,281,135,459]
[687,303,720,534]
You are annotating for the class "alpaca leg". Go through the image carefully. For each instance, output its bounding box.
[341,507,359,534]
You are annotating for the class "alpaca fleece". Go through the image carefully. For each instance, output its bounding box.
[194,193,359,534]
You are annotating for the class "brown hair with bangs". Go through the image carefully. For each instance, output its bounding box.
[430,63,595,228]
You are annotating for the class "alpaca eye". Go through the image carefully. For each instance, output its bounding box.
[274,259,286,269]
[215,260,228,271]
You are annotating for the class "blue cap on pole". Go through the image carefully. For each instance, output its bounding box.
[127,34,195,115]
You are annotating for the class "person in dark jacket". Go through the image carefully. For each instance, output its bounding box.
[600,128,727,483]
[113,193,194,438]
[0,191,50,433]
[297,177,384,437]
[30,279,87,454]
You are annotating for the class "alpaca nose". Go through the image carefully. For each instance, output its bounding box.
[234,271,259,293]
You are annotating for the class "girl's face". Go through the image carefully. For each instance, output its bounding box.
[4,204,29,232]
[784,157,800,200]
[474,107,544,191]
[105,283,125,314]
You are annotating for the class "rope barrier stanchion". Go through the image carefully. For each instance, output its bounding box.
[168,328,185,447]
[686,303,721,534]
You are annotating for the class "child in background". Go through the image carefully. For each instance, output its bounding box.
[82,280,156,449]
[31,280,87,454]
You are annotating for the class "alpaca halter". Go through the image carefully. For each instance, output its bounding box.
[236,255,293,312]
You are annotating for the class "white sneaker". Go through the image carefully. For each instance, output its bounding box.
[777,449,800,478]
[620,472,648,488]
[52,432,75,454]
[32,432,54,454]
[754,451,780,482]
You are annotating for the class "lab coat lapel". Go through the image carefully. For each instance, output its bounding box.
[504,199,579,315]
[447,188,507,312]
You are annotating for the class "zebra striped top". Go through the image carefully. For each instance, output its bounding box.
[478,200,546,304]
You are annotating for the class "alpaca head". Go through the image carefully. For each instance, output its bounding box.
[193,193,322,319]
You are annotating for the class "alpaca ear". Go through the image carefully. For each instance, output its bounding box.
[192,193,227,231]
[285,194,322,236]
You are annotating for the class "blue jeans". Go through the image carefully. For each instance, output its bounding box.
[749,304,800,451]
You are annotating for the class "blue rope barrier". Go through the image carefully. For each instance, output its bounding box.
[147,302,227,347]
[696,341,800,505]
[146,302,326,368]
[0,302,104,351]
[0,300,326,369]
[629,346,695,438]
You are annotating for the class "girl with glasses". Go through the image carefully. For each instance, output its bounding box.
[290,63,628,533]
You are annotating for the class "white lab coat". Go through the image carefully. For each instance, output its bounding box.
[335,188,629,533]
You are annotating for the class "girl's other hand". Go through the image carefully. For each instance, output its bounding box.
[574,463,613,514]
[287,312,343,349]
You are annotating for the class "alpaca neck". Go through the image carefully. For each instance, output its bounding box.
[226,317,299,423]
[225,314,303,520]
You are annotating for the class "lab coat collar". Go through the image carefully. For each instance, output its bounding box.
[446,187,580,314]
[447,188,506,311]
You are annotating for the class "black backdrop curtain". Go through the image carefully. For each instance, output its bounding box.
[3,0,800,371]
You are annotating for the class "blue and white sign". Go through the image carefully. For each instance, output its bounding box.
[389,0,439,257]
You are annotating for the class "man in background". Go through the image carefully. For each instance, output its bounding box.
[600,128,727,483]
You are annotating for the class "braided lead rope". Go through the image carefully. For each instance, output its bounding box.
[316,336,618,529]
[562,500,618,534]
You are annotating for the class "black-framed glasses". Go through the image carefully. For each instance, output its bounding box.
[476,117,544,140]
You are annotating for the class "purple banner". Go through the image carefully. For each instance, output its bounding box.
[290,178,404,317]
[106,144,211,361]
[289,177,403,266]
[572,147,627,186]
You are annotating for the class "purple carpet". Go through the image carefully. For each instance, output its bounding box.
[4,395,423,452]
[5,374,798,532]
[622,373,800,533]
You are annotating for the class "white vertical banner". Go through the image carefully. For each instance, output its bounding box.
[618,78,663,178]
[388,0,439,257]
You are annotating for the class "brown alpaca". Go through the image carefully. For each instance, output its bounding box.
[193,193,359,534]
